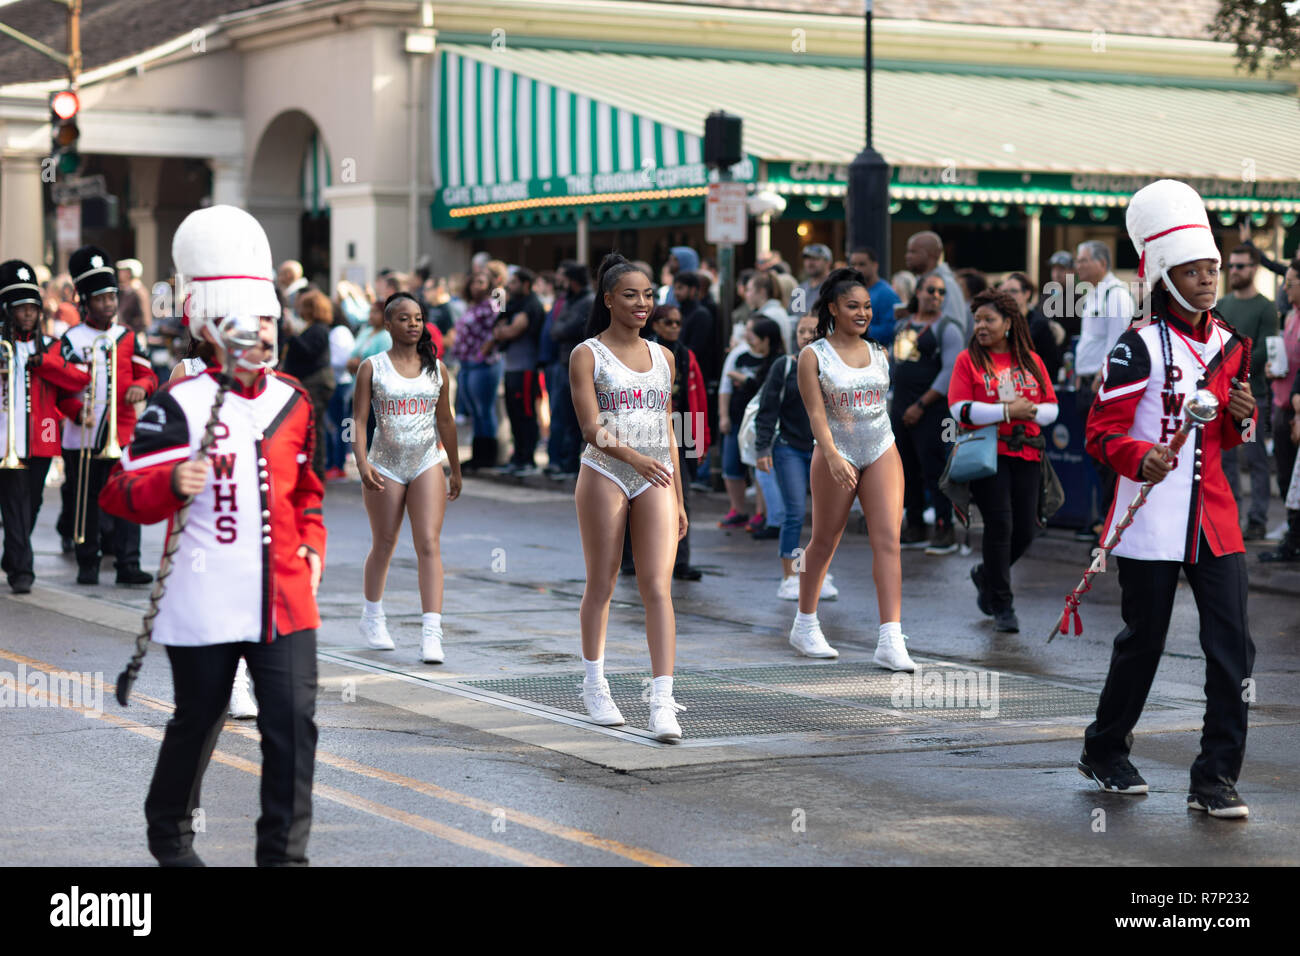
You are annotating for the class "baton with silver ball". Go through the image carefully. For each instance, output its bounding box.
[1049,388,1220,643]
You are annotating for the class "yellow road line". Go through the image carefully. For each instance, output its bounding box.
[0,663,560,867]
[0,648,689,867]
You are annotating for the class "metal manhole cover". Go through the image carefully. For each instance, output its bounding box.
[708,662,1143,722]
[457,661,1174,738]
[459,671,927,738]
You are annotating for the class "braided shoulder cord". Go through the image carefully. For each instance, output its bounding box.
[115,372,235,706]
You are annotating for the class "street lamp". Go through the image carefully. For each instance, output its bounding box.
[748,189,786,261]
[846,1,891,274]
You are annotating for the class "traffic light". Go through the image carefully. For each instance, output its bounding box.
[49,89,80,175]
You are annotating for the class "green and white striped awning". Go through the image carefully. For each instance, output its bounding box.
[301,131,331,216]
[434,45,757,228]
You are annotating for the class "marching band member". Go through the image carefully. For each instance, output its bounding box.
[1078,180,1257,819]
[100,205,326,865]
[168,335,258,721]
[0,259,90,593]
[57,245,157,586]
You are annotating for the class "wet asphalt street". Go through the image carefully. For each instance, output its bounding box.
[2,465,1297,868]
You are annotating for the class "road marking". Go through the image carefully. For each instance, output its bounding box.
[0,649,687,867]
[0,669,560,867]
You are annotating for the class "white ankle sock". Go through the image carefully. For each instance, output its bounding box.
[879,621,902,641]
[583,656,604,684]
[652,675,674,700]
[422,612,442,632]
[795,611,819,632]
[363,599,384,619]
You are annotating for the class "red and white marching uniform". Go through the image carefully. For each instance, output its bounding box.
[0,332,89,458]
[1087,310,1253,561]
[58,321,156,452]
[100,368,326,644]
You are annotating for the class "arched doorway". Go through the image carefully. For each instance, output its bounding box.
[248,109,331,287]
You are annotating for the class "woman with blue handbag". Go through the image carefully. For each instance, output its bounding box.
[948,288,1059,632]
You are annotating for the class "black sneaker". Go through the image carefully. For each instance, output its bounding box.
[151,846,206,867]
[993,607,1020,633]
[10,574,34,595]
[672,565,703,581]
[1187,785,1249,819]
[1259,542,1300,563]
[1077,749,1149,794]
[76,566,99,586]
[1243,521,1267,542]
[970,564,992,617]
[925,524,958,555]
[116,566,154,586]
[900,524,929,549]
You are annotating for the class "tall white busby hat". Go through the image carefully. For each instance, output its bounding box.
[172,205,281,369]
[1126,179,1221,313]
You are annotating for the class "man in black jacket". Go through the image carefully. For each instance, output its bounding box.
[545,263,593,478]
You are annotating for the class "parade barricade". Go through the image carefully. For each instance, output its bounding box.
[1044,386,1101,529]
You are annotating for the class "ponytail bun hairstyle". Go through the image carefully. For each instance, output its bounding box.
[586,252,653,338]
[384,291,439,377]
[812,267,870,340]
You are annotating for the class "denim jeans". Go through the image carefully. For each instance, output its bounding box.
[771,442,812,559]
[547,360,581,472]
[721,431,745,481]
[325,381,353,471]
[461,360,504,440]
[754,461,784,528]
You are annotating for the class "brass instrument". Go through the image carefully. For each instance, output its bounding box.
[73,332,121,544]
[0,340,26,470]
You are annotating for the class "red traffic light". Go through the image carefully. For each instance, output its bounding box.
[51,90,79,120]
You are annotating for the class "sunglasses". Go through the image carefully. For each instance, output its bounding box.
[658,319,682,327]
[923,286,947,295]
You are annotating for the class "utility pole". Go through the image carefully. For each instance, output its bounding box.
[846,0,891,273]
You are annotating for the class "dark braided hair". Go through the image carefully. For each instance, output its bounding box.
[384,291,438,377]
[968,288,1046,391]
[586,253,653,338]
[812,267,871,341]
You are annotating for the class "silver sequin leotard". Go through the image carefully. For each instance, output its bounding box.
[366,351,447,484]
[579,337,674,498]
[809,336,894,470]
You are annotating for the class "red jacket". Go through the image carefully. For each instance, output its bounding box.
[686,347,710,457]
[1086,308,1254,562]
[58,323,157,450]
[100,369,326,644]
[2,332,90,458]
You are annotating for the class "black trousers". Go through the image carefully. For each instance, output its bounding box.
[891,401,952,529]
[504,369,542,467]
[622,458,693,572]
[1084,538,1254,791]
[62,451,142,572]
[146,629,318,866]
[0,456,52,585]
[1273,403,1296,501]
[969,454,1039,612]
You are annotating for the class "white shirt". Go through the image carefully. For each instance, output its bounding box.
[1076,272,1134,377]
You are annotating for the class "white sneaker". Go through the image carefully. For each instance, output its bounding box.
[420,627,444,664]
[228,659,257,719]
[776,576,800,600]
[359,614,395,650]
[789,620,839,659]
[647,694,685,742]
[819,573,838,600]
[874,632,916,672]
[580,678,625,726]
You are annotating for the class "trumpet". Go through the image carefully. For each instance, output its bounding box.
[0,340,26,470]
[73,332,121,545]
